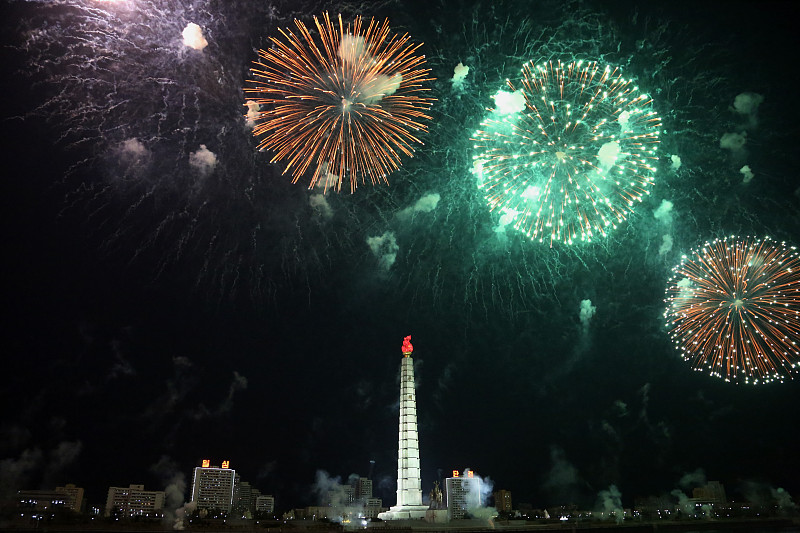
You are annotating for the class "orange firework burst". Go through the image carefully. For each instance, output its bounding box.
[244,13,434,193]
[664,236,800,384]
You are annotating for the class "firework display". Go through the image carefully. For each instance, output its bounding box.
[8,0,800,507]
[471,60,661,245]
[664,236,800,384]
[244,13,435,192]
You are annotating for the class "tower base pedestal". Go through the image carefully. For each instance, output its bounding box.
[378,505,429,521]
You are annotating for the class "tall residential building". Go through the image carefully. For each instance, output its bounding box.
[378,336,429,520]
[104,484,165,518]
[493,489,512,513]
[446,470,482,519]
[233,480,254,516]
[354,477,373,500]
[326,484,355,506]
[191,460,236,513]
[255,495,275,514]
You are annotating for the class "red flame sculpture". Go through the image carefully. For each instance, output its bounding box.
[402,335,413,356]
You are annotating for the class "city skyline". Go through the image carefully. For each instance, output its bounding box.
[1,0,799,520]
[5,462,762,517]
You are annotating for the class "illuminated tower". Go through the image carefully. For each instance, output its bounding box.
[379,336,429,520]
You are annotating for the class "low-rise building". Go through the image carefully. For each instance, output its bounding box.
[105,484,165,518]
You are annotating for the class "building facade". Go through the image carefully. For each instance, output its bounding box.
[493,489,512,513]
[255,495,275,514]
[191,461,236,513]
[693,481,727,504]
[364,498,383,519]
[354,477,373,500]
[104,484,165,518]
[56,484,85,513]
[17,484,84,514]
[18,490,67,512]
[233,480,254,516]
[445,471,482,519]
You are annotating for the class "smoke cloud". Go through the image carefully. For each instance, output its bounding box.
[0,440,82,502]
[678,467,706,489]
[47,440,82,474]
[451,62,470,90]
[338,34,401,104]
[741,480,796,512]
[173,501,197,530]
[398,193,441,220]
[310,470,371,523]
[309,194,334,220]
[542,446,584,503]
[597,141,621,170]
[0,448,43,503]
[120,138,148,162]
[596,484,624,523]
[732,92,764,128]
[150,456,186,528]
[740,164,754,184]
[217,371,248,415]
[182,23,208,51]
[658,234,673,256]
[579,299,596,332]
[719,132,747,154]
[367,231,399,271]
[653,199,674,225]
[459,469,497,519]
[772,487,797,511]
[312,470,345,505]
[492,90,526,115]
[493,207,519,234]
[108,339,136,380]
[189,144,217,176]
[670,488,693,514]
[244,101,260,128]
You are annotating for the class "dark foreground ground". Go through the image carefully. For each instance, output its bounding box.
[1,517,799,533]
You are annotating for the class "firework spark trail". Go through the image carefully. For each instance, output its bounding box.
[664,236,800,384]
[345,4,677,319]
[471,59,661,246]
[10,0,299,297]
[244,12,435,193]
[16,0,785,322]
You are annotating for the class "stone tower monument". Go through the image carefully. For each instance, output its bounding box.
[378,336,429,520]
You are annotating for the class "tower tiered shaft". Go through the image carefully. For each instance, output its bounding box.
[378,336,429,520]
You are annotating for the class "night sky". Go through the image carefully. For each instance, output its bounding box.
[1,0,799,515]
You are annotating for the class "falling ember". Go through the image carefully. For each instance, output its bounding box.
[244,13,435,193]
[664,236,800,385]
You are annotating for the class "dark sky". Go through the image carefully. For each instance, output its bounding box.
[1,0,799,515]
